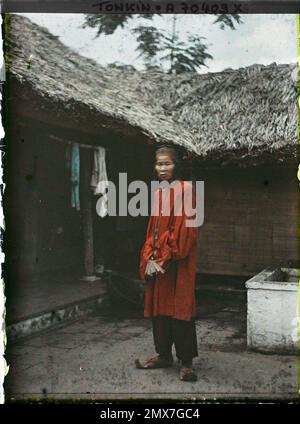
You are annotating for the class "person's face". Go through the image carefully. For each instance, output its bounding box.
[155,152,175,181]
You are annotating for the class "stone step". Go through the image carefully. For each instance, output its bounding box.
[6,272,246,341]
[6,288,108,341]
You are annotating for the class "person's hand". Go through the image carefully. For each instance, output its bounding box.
[145,259,165,277]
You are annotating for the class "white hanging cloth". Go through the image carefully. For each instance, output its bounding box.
[90,146,109,217]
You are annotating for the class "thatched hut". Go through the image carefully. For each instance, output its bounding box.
[3,14,298,292]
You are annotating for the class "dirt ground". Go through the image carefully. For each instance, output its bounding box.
[4,290,298,401]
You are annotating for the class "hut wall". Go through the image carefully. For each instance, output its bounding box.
[196,165,298,277]
[6,114,155,280]
[92,140,152,273]
[6,119,83,280]
[6,112,298,280]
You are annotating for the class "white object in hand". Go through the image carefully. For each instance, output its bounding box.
[145,259,165,276]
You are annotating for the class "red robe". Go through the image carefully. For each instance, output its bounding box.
[139,179,198,321]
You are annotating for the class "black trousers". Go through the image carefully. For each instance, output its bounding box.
[152,315,198,363]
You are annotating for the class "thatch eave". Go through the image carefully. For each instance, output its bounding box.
[5,14,299,163]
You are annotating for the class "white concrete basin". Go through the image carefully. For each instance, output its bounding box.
[246,267,299,354]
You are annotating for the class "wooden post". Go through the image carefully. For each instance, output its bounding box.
[80,147,100,282]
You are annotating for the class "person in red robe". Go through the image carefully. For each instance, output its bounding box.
[135,147,199,382]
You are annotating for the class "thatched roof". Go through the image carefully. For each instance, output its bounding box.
[5,14,298,163]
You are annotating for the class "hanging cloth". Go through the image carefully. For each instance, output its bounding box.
[71,143,80,211]
[90,146,108,217]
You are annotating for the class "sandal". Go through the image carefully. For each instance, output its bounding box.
[135,355,173,369]
[179,366,198,382]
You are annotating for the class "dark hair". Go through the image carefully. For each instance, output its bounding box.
[153,146,182,180]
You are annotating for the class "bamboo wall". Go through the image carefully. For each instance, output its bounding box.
[195,165,298,277]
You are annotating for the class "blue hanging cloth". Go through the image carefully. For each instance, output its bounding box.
[71,143,80,211]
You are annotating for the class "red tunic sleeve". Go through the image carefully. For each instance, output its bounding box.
[139,181,199,280]
[139,214,155,281]
[155,183,198,269]
[139,187,164,280]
